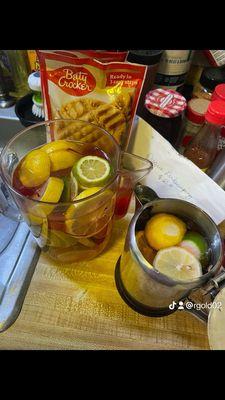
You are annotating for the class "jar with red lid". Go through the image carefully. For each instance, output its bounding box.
[178,98,210,153]
[144,88,187,147]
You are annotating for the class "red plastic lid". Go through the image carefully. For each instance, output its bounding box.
[186,98,210,124]
[212,84,225,102]
[145,88,187,118]
[205,100,225,126]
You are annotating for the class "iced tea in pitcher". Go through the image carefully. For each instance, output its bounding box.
[12,139,120,263]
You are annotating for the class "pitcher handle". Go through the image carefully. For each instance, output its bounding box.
[0,180,22,222]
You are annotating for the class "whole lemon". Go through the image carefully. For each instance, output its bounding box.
[19,149,50,187]
[145,213,186,250]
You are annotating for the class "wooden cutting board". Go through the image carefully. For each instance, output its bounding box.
[0,210,209,350]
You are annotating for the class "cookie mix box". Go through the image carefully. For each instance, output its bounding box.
[38,51,146,150]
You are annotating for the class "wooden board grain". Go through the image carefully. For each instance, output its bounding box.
[0,211,210,350]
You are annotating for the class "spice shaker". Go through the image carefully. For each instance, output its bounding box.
[178,98,210,152]
[144,88,187,147]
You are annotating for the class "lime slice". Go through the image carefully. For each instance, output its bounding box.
[153,246,202,281]
[73,156,111,187]
[70,172,78,200]
[179,231,208,265]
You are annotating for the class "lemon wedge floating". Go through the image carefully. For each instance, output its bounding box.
[49,150,80,172]
[65,187,103,220]
[153,246,202,281]
[40,177,64,202]
[65,187,113,236]
[30,177,64,217]
[44,229,78,248]
[41,140,80,154]
[70,173,78,200]
[145,213,186,251]
[72,156,111,188]
[18,149,50,187]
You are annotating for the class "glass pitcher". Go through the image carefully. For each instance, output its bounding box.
[115,185,224,317]
[0,119,152,263]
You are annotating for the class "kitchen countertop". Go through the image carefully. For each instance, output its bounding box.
[0,210,209,350]
[0,116,210,350]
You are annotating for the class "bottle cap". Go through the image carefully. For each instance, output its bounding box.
[212,83,225,102]
[205,100,225,126]
[145,88,187,118]
[186,98,210,124]
[200,67,225,91]
[127,50,163,66]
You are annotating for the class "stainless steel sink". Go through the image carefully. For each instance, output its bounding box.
[0,109,40,332]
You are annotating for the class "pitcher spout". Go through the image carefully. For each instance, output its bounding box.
[120,151,153,184]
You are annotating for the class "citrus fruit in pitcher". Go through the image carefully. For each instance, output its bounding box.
[145,213,186,250]
[31,177,64,216]
[65,187,114,236]
[136,231,156,264]
[49,150,80,172]
[18,149,50,187]
[153,246,202,281]
[72,156,111,187]
[41,140,81,154]
[179,231,209,265]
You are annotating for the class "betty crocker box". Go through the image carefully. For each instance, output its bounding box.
[37,50,146,150]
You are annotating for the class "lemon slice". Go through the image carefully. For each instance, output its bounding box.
[40,177,64,202]
[65,187,103,220]
[153,246,202,281]
[65,187,113,236]
[19,149,50,187]
[73,156,111,187]
[44,229,78,248]
[30,177,64,217]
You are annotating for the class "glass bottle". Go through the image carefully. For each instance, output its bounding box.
[5,50,31,98]
[184,100,225,171]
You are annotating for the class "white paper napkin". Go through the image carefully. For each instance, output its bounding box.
[128,117,225,225]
